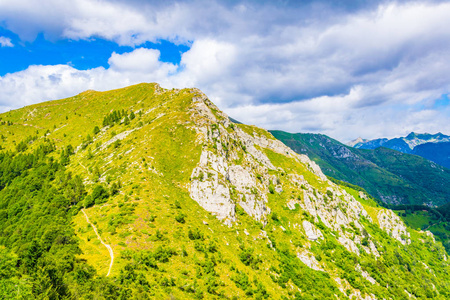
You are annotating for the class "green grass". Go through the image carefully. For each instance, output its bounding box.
[1,83,450,299]
[401,211,432,230]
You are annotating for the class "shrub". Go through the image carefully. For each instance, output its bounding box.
[271,212,279,222]
[269,184,275,194]
[153,245,176,263]
[188,228,204,240]
[113,139,121,149]
[326,190,333,198]
[92,184,109,204]
[175,213,186,224]
[84,195,94,208]
[239,246,261,270]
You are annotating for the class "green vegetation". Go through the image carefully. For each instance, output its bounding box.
[0,83,449,299]
[271,130,450,206]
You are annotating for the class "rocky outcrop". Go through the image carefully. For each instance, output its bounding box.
[356,264,377,285]
[338,236,360,255]
[302,220,323,241]
[190,165,235,226]
[377,210,410,245]
[188,90,409,263]
[297,250,323,271]
[189,93,274,225]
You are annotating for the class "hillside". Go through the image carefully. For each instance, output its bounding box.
[413,142,450,169]
[0,83,449,299]
[270,131,450,206]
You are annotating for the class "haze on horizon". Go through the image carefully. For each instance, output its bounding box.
[1,0,450,142]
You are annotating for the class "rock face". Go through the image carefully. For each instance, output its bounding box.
[190,152,235,226]
[302,220,323,241]
[187,90,410,262]
[297,250,323,271]
[377,210,410,245]
[187,89,336,227]
[189,91,272,225]
[356,264,377,285]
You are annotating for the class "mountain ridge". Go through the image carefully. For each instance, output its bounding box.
[271,130,450,206]
[0,83,449,299]
[349,132,450,151]
[347,132,450,169]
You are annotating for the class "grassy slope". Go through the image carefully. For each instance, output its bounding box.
[1,84,449,299]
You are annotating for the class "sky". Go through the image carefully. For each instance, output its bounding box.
[1,0,450,142]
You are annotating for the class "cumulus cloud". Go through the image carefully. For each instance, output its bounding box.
[108,48,177,75]
[0,36,13,47]
[0,48,177,112]
[1,0,450,141]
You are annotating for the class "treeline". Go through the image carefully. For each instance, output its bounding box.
[388,204,445,219]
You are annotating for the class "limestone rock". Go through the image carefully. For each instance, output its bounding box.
[338,236,360,255]
[302,220,323,241]
[287,199,300,210]
[356,264,377,284]
[378,210,410,245]
[297,250,323,271]
[190,167,235,226]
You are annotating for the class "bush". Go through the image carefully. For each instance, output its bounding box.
[84,195,94,208]
[92,185,109,204]
[153,245,177,263]
[271,212,279,222]
[239,246,261,269]
[175,213,186,224]
[188,228,204,240]
[113,140,121,149]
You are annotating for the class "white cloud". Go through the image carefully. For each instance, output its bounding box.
[0,36,13,47]
[0,48,177,112]
[1,1,450,141]
[108,48,176,74]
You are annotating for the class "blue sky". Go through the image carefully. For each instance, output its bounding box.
[1,0,450,142]
[0,27,189,75]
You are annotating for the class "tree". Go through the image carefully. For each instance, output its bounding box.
[92,184,109,204]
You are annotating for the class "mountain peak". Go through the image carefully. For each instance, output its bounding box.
[406,132,417,139]
[346,136,367,147]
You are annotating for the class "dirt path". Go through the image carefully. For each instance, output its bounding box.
[81,209,114,276]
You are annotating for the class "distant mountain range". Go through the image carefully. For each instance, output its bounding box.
[271,130,450,206]
[348,132,450,168]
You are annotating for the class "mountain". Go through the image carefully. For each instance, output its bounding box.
[1,83,449,299]
[349,132,450,168]
[347,137,369,147]
[351,132,450,151]
[348,137,388,150]
[413,142,450,169]
[270,131,450,206]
